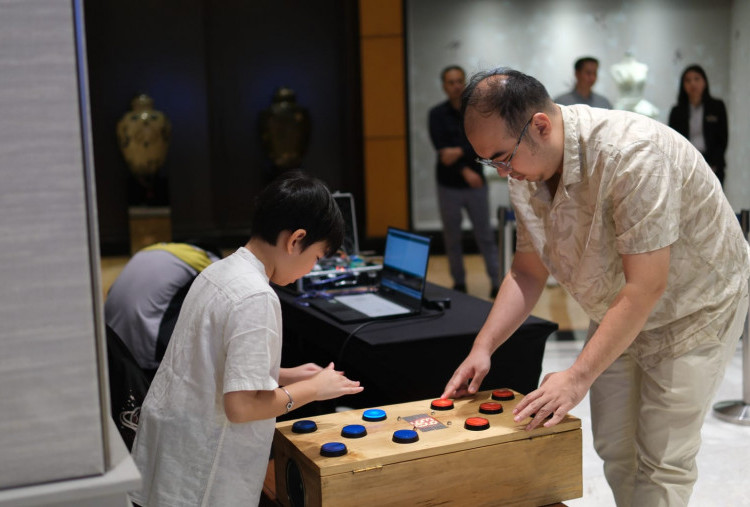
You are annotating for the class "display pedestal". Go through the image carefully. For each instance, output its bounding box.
[0,419,141,507]
[128,206,171,254]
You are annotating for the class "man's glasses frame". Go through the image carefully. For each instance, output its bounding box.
[475,114,535,173]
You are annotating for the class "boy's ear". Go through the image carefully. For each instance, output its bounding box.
[287,229,307,253]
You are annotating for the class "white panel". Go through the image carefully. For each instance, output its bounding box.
[0,0,105,489]
[726,1,750,213]
[407,0,736,230]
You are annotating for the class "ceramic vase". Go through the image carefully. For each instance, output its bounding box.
[116,94,171,182]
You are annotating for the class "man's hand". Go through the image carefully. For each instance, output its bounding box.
[441,348,492,399]
[462,167,484,188]
[439,146,463,166]
[512,368,590,430]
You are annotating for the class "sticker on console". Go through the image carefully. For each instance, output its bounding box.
[402,413,447,432]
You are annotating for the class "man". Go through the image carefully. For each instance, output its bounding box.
[442,68,749,506]
[554,56,612,109]
[105,242,221,378]
[105,242,220,449]
[428,65,500,297]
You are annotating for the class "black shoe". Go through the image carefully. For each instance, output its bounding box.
[453,283,466,293]
[490,286,500,298]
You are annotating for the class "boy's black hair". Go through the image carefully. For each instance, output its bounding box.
[250,170,344,257]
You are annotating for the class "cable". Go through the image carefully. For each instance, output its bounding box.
[335,307,446,368]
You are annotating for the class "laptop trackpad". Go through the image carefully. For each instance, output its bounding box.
[334,294,411,317]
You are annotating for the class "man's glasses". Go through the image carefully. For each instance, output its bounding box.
[475,115,535,173]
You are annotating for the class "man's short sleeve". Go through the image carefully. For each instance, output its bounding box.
[514,218,536,253]
[612,143,680,254]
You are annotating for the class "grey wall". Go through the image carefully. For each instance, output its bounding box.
[407,0,745,230]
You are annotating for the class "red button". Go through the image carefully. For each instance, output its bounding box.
[431,399,454,410]
[479,402,503,414]
[464,417,490,431]
[492,389,515,401]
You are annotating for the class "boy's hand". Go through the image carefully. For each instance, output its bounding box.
[311,362,363,401]
[280,363,323,384]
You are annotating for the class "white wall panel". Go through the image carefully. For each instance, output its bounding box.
[406,0,742,230]
[0,0,105,489]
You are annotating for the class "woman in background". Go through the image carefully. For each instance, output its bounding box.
[669,64,728,185]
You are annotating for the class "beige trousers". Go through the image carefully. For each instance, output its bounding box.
[588,287,748,507]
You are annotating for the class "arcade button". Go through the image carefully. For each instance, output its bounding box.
[362,408,387,422]
[430,398,454,410]
[320,442,348,457]
[479,402,503,415]
[491,389,515,401]
[464,417,490,431]
[341,424,367,438]
[392,429,419,444]
[291,420,318,434]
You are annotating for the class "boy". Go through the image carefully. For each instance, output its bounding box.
[130,172,363,506]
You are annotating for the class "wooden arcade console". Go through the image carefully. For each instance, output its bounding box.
[272,389,582,506]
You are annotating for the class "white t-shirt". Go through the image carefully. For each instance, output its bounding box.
[130,247,283,506]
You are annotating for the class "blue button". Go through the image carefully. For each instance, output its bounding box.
[362,409,387,422]
[341,424,367,438]
[392,429,419,444]
[320,442,348,457]
[291,420,318,434]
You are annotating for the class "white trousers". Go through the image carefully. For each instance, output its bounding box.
[588,286,748,507]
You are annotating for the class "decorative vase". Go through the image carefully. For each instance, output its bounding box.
[258,87,311,172]
[116,94,172,186]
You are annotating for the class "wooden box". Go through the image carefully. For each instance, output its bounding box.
[273,389,582,506]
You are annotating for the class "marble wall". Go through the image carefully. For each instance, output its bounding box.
[406,0,747,230]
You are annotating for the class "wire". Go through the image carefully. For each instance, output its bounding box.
[335,307,446,368]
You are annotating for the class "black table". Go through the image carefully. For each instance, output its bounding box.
[275,283,558,417]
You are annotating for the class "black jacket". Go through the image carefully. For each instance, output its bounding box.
[428,100,485,188]
[668,97,728,183]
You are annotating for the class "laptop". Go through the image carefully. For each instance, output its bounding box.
[309,227,431,323]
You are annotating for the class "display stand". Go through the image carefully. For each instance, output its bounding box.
[497,205,515,276]
[128,205,171,255]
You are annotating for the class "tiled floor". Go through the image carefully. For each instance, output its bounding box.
[103,251,750,506]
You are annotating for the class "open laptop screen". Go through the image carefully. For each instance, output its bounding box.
[380,228,431,300]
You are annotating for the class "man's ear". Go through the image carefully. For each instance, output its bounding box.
[287,229,307,253]
[532,112,553,140]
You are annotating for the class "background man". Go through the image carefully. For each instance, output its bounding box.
[554,56,612,109]
[428,65,500,297]
[105,242,220,449]
[442,68,749,506]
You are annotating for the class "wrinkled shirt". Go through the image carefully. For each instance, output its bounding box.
[512,105,749,369]
[131,247,282,506]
